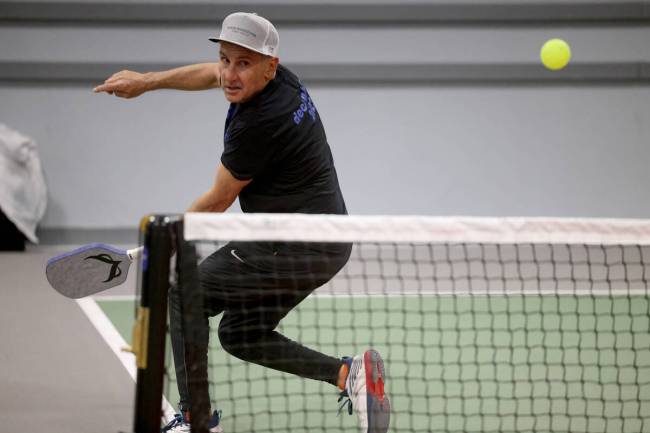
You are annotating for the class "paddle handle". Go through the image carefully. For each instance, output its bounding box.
[127,246,144,261]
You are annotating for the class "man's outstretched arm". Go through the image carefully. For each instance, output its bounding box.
[93,63,223,98]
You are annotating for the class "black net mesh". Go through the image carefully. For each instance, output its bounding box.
[161,234,650,433]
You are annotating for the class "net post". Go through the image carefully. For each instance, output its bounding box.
[133,215,173,433]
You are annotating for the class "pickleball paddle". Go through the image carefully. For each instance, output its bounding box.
[45,243,143,298]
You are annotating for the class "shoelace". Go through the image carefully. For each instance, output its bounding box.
[161,413,186,433]
[337,391,353,416]
[160,410,221,432]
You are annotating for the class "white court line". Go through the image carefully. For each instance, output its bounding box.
[313,290,650,297]
[76,297,176,423]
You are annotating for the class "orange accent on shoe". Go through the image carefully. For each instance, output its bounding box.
[365,350,386,402]
[376,378,385,402]
[337,363,350,391]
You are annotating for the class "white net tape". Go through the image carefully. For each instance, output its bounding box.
[185,213,650,245]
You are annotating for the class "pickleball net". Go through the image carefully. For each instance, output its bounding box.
[133,214,650,433]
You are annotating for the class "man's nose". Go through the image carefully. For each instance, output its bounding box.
[222,65,236,82]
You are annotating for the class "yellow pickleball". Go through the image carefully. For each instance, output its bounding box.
[540,38,571,70]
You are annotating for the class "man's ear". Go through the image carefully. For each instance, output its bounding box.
[266,57,280,81]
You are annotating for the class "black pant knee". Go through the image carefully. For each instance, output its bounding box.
[218,320,255,360]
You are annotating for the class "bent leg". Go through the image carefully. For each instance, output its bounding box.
[209,242,352,386]
[217,293,342,385]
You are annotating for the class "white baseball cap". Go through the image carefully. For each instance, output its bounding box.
[209,12,280,57]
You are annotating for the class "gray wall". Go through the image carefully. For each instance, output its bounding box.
[1,1,649,239]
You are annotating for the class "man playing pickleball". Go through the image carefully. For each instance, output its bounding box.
[95,12,390,433]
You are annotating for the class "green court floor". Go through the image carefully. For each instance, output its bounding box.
[99,295,650,433]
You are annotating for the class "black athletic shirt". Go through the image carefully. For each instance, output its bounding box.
[221,65,347,215]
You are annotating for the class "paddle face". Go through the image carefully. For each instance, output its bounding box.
[46,243,132,298]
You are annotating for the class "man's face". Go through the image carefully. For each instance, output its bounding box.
[219,42,278,103]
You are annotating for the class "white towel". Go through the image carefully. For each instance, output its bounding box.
[0,124,47,243]
[0,124,35,164]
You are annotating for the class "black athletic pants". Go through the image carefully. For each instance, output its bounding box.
[169,240,352,412]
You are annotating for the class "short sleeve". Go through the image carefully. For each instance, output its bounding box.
[220,117,274,180]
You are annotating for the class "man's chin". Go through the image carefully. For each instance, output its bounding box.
[223,89,245,103]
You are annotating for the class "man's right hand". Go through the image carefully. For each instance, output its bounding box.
[94,70,150,98]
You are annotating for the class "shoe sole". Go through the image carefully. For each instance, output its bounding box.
[364,349,391,433]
